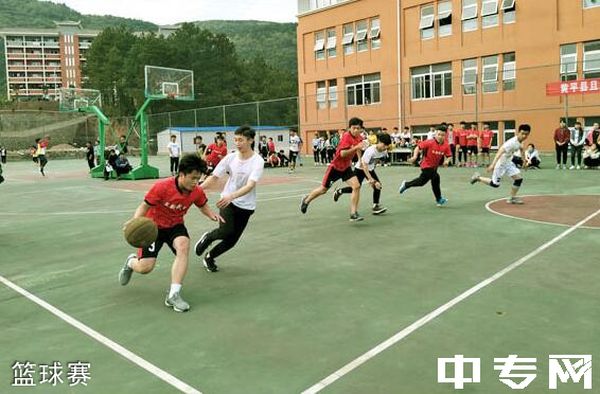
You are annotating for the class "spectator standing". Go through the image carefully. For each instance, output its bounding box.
[168,134,181,176]
[554,119,570,169]
[569,121,587,170]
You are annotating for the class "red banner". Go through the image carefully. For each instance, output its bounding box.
[546,78,600,96]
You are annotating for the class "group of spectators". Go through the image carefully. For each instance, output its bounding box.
[553,120,600,169]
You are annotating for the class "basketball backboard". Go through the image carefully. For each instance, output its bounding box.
[144,66,194,101]
[59,88,101,112]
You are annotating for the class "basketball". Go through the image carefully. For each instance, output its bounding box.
[123,217,158,248]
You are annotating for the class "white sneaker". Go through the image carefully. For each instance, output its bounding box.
[576,165,581,170]
[556,164,560,169]
[562,164,567,169]
[569,165,575,170]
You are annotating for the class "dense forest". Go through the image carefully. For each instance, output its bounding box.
[84,24,297,119]
[195,20,297,74]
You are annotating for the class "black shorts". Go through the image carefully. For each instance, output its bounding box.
[138,223,189,259]
[322,166,355,188]
[467,146,478,155]
[289,151,298,163]
[38,155,48,166]
[481,147,490,154]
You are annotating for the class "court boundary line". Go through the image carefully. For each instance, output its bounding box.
[0,275,202,394]
[301,206,600,394]
[485,194,600,230]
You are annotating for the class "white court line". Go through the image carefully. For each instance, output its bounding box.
[0,274,202,394]
[302,207,600,394]
[485,194,600,230]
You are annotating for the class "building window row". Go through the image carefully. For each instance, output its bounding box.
[560,41,600,80]
[409,53,515,100]
[411,63,452,99]
[462,52,515,94]
[316,79,338,109]
[420,0,515,39]
[346,73,381,106]
[314,17,380,60]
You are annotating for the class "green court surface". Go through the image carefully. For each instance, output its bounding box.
[0,157,598,393]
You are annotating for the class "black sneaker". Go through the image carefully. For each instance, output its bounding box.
[203,254,219,272]
[194,232,211,256]
[0,175,4,184]
[372,204,387,215]
[300,195,309,214]
[333,187,342,202]
[349,212,364,222]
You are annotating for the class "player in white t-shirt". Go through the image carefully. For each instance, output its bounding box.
[289,130,301,173]
[470,124,531,204]
[333,132,391,215]
[194,126,264,272]
[167,134,181,176]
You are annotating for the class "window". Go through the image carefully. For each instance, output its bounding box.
[420,4,435,40]
[346,73,381,106]
[502,0,516,23]
[370,18,381,49]
[462,0,478,32]
[314,31,325,60]
[356,20,369,52]
[328,79,338,108]
[583,0,600,9]
[561,44,578,81]
[482,55,498,93]
[342,23,354,55]
[584,40,600,79]
[482,0,499,28]
[411,63,452,100]
[462,58,478,94]
[317,81,327,109]
[502,52,516,90]
[326,28,337,58]
[438,1,453,37]
[503,120,515,143]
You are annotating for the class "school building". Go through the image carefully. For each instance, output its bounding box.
[296,0,600,151]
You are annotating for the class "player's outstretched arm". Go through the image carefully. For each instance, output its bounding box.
[199,203,225,223]
[200,175,219,190]
[216,180,257,209]
[122,202,151,231]
[408,146,421,163]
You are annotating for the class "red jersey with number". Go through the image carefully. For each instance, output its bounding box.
[330,132,363,171]
[144,178,207,229]
[457,129,468,146]
[419,139,451,169]
[205,143,228,167]
[480,130,494,148]
[466,129,479,146]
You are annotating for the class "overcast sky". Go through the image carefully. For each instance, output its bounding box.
[44,0,298,25]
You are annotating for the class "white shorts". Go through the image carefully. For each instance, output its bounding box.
[492,160,520,184]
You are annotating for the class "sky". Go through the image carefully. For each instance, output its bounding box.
[44,0,298,25]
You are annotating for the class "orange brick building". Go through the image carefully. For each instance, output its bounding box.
[297,0,600,151]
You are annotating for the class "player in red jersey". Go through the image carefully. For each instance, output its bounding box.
[204,134,228,174]
[466,123,480,167]
[455,121,468,167]
[300,117,369,222]
[118,154,224,312]
[398,125,452,207]
[479,122,495,166]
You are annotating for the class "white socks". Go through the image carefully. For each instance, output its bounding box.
[169,283,182,298]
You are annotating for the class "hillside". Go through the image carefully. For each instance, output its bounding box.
[0,0,157,31]
[195,20,298,74]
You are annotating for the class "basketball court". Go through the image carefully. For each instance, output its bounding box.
[1,156,598,393]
